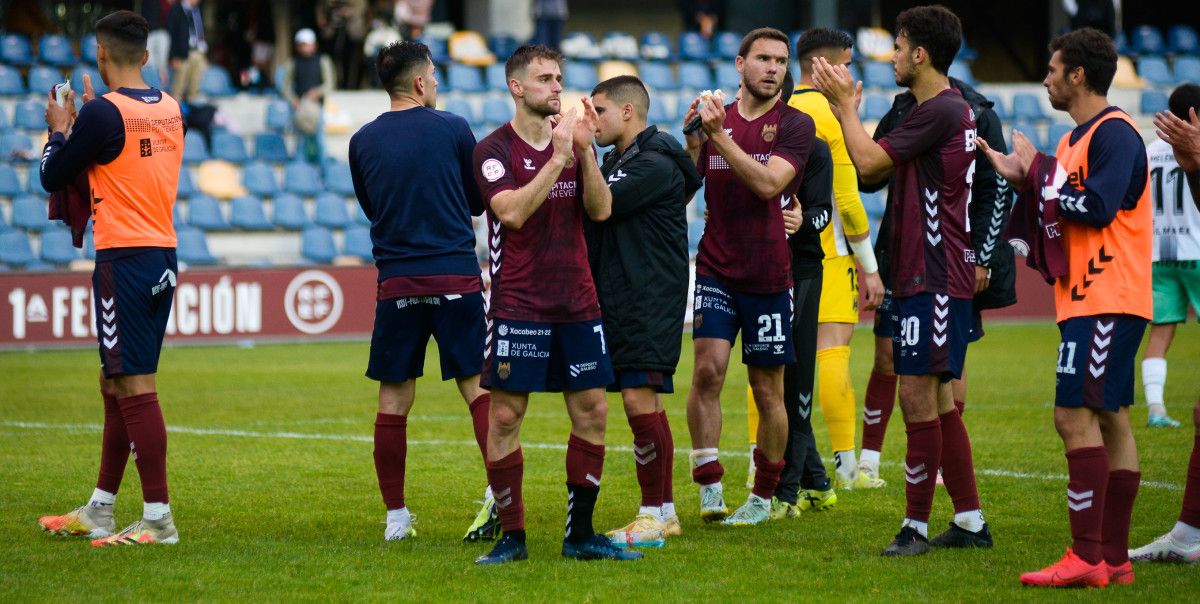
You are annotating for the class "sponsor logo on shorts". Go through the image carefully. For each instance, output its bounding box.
[498,323,508,336]
[151,269,177,296]
[497,361,511,380]
[496,340,510,357]
[507,326,550,336]
[693,312,703,330]
[568,361,598,377]
[394,296,440,309]
[773,344,784,354]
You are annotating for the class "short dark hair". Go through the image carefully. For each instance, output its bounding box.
[737,27,791,61]
[591,75,650,119]
[1169,83,1200,118]
[795,28,854,65]
[1049,28,1118,96]
[505,44,562,80]
[94,10,149,66]
[376,41,431,97]
[895,5,962,75]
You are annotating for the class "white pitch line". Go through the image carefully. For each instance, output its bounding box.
[0,420,1183,491]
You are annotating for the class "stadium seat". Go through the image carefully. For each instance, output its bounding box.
[0,163,21,197]
[173,202,187,227]
[71,65,108,96]
[0,105,9,130]
[301,225,337,263]
[342,225,373,261]
[284,161,323,196]
[37,34,76,67]
[266,99,292,131]
[11,195,47,231]
[26,169,47,195]
[1140,89,1169,115]
[638,61,677,91]
[0,33,34,66]
[177,167,196,198]
[183,130,210,163]
[861,191,886,219]
[447,63,486,93]
[678,61,715,91]
[687,220,703,255]
[81,34,98,64]
[862,94,891,121]
[1011,121,1048,152]
[325,162,356,196]
[948,60,975,86]
[640,31,672,61]
[647,95,672,125]
[0,132,32,157]
[561,32,603,61]
[715,63,741,91]
[1137,56,1173,87]
[565,63,599,90]
[271,193,309,229]
[230,195,272,230]
[1169,25,1200,56]
[713,31,741,61]
[1175,56,1200,83]
[212,132,249,163]
[354,203,370,226]
[176,226,218,265]
[14,100,44,131]
[141,65,163,89]
[419,36,450,64]
[443,97,477,124]
[489,34,519,60]
[448,30,496,67]
[1011,93,1048,121]
[27,65,62,96]
[862,61,895,89]
[313,193,350,229]
[241,162,280,197]
[989,96,1010,121]
[254,132,290,163]
[486,63,509,92]
[39,226,78,264]
[856,27,895,63]
[0,65,25,96]
[1130,25,1166,56]
[679,31,710,62]
[200,66,235,96]
[187,195,229,231]
[600,31,639,60]
[957,36,978,62]
[482,97,513,126]
[1046,122,1074,149]
[0,230,37,267]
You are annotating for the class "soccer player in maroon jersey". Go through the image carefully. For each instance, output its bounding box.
[471,44,638,565]
[814,6,987,555]
[681,27,816,526]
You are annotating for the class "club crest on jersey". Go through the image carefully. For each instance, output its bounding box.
[482,159,505,182]
[693,312,703,330]
[497,361,511,380]
[761,123,777,142]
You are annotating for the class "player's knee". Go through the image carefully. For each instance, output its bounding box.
[691,361,725,395]
[491,404,524,433]
[873,344,895,374]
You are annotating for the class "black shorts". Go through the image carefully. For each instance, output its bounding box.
[366,293,486,383]
[93,249,177,377]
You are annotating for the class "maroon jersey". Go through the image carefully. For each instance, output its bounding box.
[696,99,814,293]
[473,122,600,322]
[878,88,977,299]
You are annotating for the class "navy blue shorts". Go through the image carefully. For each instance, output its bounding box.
[92,249,177,377]
[607,370,674,393]
[367,293,485,383]
[876,289,984,344]
[692,275,795,366]
[481,318,614,392]
[890,293,972,381]
[1055,314,1147,412]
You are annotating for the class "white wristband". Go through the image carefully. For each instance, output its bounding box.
[849,237,879,274]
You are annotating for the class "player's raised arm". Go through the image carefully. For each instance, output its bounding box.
[813,56,894,184]
[574,97,612,222]
[488,111,577,230]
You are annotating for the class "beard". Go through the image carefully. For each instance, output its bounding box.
[527,97,560,117]
[743,78,780,102]
[894,64,916,88]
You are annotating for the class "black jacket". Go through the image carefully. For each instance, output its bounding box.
[789,138,834,280]
[586,126,703,373]
[865,77,1017,310]
[167,3,196,61]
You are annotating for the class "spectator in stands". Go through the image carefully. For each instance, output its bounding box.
[678,0,720,40]
[281,28,335,162]
[531,0,568,51]
[365,9,402,86]
[141,0,173,88]
[394,0,433,40]
[318,0,366,88]
[167,0,207,104]
[1062,0,1118,37]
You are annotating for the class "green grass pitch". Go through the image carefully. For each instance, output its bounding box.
[2,322,1198,601]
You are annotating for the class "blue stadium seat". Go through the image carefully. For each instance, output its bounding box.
[640,31,672,61]
[601,31,640,60]
[565,63,598,90]
[284,162,323,196]
[183,130,209,163]
[271,193,309,229]
[0,230,37,267]
[177,167,196,198]
[212,132,249,163]
[0,104,9,130]
[71,65,108,96]
[957,37,978,62]
[678,61,714,91]
[489,34,519,60]
[0,34,34,66]
[443,97,477,124]
[12,195,48,231]
[486,63,509,92]
[265,99,292,131]
[419,36,450,64]
[1011,93,1048,121]
[1169,25,1200,56]
[713,31,741,60]
[989,96,1009,121]
[37,34,76,67]
[647,95,671,125]
[1011,121,1048,152]
[15,100,44,130]
[1046,122,1074,149]
[862,61,894,89]
[176,226,218,265]
[1175,56,1200,83]
[637,61,677,91]
[862,94,891,121]
[447,63,485,93]
[26,169,47,195]
[313,193,350,229]
[242,162,280,197]
[200,66,235,96]
[847,62,861,85]
[301,225,337,263]
[0,133,32,157]
[0,163,21,197]
[173,203,187,227]
[254,132,290,163]
[1141,89,1169,115]
[0,65,25,96]
[354,203,370,226]
[39,226,78,264]
[230,195,272,230]
[948,60,975,86]
[1137,56,1173,87]
[860,191,886,219]
[141,65,163,89]
[1130,25,1166,56]
[27,66,62,97]
[0,209,12,233]
[81,34,98,64]
[679,31,710,62]
[187,194,229,230]
[325,162,355,196]
[687,220,703,255]
[482,97,513,126]
[715,63,740,91]
[82,225,95,259]
[342,225,373,261]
